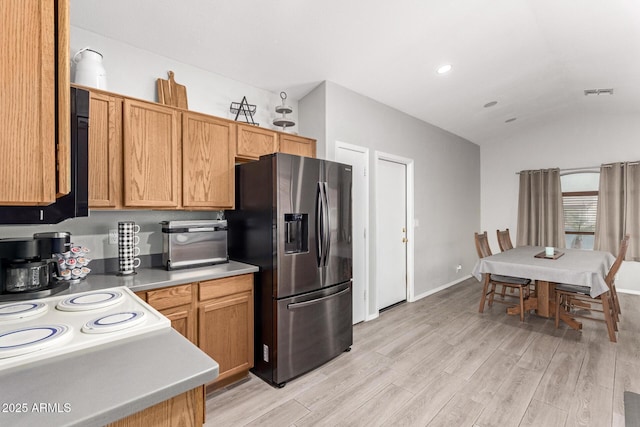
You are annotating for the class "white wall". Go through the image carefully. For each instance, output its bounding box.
[71,26,298,132]
[300,81,481,316]
[481,112,640,293]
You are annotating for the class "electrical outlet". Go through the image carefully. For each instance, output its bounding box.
[108,229,118,245]
[456,264,462,272]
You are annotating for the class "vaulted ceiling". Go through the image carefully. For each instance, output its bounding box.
[71,0,640,145]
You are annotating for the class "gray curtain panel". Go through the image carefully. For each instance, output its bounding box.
[594,161,640,260]
[516,168,566,247]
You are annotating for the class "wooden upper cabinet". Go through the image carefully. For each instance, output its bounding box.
[0,0,69,205]
[236,124,278,160]
[278,134,316,158]
[182,112,236,209]
[56,0,70,197]
[88,92,122,208]
[123,99,180,208]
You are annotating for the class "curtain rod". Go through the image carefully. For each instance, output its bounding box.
[516,166,598,175]
[515,162,639,175]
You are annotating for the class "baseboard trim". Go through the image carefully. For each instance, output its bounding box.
[363,275,472,322]
[411,274,472,302]
[618,288,640,296]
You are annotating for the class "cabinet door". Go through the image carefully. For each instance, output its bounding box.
[123,99,179,207]
[279,134,316,158]
[236,124,278,160]
[146,284,196,344]
[199,291,253,383]
[89,92,122,208]
[182,112,236,209]
[0,0,57,205]
[160,304,197,344]
[56,0,70,197]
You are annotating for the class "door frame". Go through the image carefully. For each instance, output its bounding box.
[374,151,415,313]
[334,140,371,322]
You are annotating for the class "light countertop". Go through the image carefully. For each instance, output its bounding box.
[0,260,257,426]
[63,260,259,295]
[0,329,218,426]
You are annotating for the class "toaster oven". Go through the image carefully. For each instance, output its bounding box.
[160,220,228,270]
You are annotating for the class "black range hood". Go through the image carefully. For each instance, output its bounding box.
[0,87,89,224]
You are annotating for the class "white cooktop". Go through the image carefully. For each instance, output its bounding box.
[0,287,170,372]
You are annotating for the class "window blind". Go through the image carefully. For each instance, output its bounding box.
[563,194,598,233]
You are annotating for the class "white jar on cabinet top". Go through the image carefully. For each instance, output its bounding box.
[73,48,108,89]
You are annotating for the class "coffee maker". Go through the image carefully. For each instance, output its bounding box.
[0,233,71,301]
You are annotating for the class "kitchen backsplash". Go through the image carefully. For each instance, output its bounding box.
[0,210,221,263]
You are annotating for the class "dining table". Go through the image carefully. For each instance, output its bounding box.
[471,246,616,329]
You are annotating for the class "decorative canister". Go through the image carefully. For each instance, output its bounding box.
[73,47,108,89]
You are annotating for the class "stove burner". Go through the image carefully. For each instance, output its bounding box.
[0,324,72,359]
[0,302,48,321]
[56,290,124,312]
[82,311,146,334]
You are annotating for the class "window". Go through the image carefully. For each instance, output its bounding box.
[560,172,599,250]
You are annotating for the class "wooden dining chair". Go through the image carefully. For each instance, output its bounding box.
[496,228,514,252]
[554,234,630,342]
[496,229,517,296]
[474,231,532,321]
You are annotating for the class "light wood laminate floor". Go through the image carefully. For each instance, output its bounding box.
[205,277,640,426]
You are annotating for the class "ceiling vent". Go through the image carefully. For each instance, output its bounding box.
[584,88,614,96]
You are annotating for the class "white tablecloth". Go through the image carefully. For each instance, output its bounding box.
[472,246,615,297]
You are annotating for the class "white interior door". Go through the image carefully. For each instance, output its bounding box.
[335,142,368,324]
[377,158,407,309]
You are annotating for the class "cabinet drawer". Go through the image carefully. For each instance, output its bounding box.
[147,284,193,310]
[199,274,253,301]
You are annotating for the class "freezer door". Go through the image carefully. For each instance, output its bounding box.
[275,282,352,385]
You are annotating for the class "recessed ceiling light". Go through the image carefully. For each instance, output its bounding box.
[505,117,517,123]
[484,101,498,108]
[436,64,452,74]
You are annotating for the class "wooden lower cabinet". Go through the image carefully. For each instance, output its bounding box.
[141,284,197,344]
[198,274,254,387]
[138,274,255,389]
[106,386,204,427]
[159,303,197,344]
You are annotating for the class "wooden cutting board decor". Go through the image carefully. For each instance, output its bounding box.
[157,71,188,109]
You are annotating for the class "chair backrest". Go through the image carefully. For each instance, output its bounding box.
[605,234,630,287]
[474,231,493,259]
[497,229,514,252]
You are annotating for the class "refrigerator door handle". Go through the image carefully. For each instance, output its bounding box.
[316,182,324,267]
[322,182,331,266]
[286,287,351,309]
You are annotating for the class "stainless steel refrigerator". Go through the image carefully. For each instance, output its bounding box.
[226,153,353,387]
